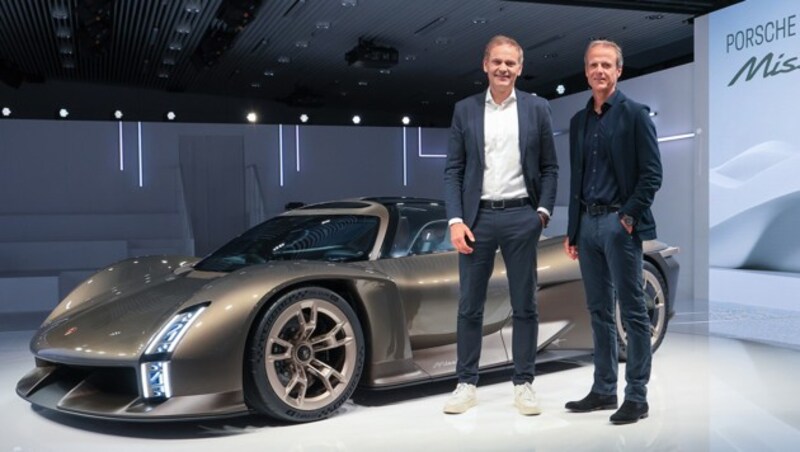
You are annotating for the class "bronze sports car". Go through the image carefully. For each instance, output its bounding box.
[17,197,679,423]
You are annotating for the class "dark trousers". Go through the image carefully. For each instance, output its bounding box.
[577,212,651,402]
[456,205,542,385]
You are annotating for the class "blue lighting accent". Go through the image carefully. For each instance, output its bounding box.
[296,125,300,172]
[417,127,446,158]
[137,121,143,187]
[140,361,171,399]
[402,127,408,186]
[279,124,284,187]
[118,121,124,171]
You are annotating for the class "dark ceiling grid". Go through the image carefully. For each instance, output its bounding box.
[0,1,46,81]
[0,0,739,125]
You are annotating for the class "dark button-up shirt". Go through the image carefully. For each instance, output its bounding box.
[581,91,621,206]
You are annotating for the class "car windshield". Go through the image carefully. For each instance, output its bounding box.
[194,214,379,272]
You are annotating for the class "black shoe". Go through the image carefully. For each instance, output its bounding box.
[565,392,618,412]
[610,400,649,424]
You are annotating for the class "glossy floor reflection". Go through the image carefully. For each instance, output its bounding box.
[2,330,799,451]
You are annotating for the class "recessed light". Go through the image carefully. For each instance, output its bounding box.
[300,114,309,123]
[185,2,201,14]
[250,82,261,88]
[263,70,275,76]
[58,108,69,118]
[645,14,664,20]
[51,7,69,20]
[295,40,309,48]
[341,0,357,6]
[176,24,191,34]
[352,115,361,124]
[379,69,391,75]
[56,26,71,38]
[166,111,176,121]
[316,22,330,30]
[168,42,183,51]
[2,107,11,117]
[278,56,291,64]
[246,112,258,123]
[404,55,417,62]
[556,84,565,95]
[472,18,487,25]
[401,116,410,125]
[113,110,123,119]
[358,81,368,86]
[435,37,451,45]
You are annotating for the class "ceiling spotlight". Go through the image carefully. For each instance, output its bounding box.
[300,114,309,123]
[58,108,69,118]
[401,116,410,125]
[113,110,123,119]
[246,112,258,123]
[166,111,176,121]
[556,84,566,95]
[185,2,201,14]
[649,111,658,117]
[341,0,358,6]
[352,115,361,125]
[2,107,11,117]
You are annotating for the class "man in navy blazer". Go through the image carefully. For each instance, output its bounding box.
[563,40,662,424]
[442,35,558,415]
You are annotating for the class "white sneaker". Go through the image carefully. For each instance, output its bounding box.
[514,382,542,415]
[443,383,477,414]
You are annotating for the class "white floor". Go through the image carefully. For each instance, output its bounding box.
[2,330,800,452]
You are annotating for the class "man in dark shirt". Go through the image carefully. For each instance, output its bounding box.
[563,39,662,424]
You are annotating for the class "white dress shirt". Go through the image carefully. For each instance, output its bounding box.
[449,89,550,226]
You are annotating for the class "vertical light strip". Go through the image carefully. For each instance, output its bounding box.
[279,124,284,187]
[137,121,143,187]
[402,126,408,186]
[295,125,300,172]
[118,121,124,171]
[417,127,447,158]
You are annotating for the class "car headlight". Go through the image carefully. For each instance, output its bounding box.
[140,304,207,400]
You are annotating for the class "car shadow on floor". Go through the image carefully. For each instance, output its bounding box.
[28,359,589,438]
[352,359,587,407]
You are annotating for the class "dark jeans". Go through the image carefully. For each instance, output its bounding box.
[456,205,542,385]
[577,212,651,402]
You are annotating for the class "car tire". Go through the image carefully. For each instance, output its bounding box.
[616,261,669,361]
[245,286,365,422]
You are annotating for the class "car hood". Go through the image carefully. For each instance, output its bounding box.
[31,275,211,365]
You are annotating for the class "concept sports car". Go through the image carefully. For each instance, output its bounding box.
[17,197,679,423]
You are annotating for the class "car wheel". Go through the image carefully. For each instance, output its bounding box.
[615,261,669,361]
[245,286,365,422]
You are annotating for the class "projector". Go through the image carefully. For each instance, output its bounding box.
[345,38,399,69]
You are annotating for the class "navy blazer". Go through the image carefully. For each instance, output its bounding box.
[443,89,559,228]
[566,90,663,244]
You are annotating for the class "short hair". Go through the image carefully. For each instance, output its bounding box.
[585,39,623,68]
[484,35,524,64]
